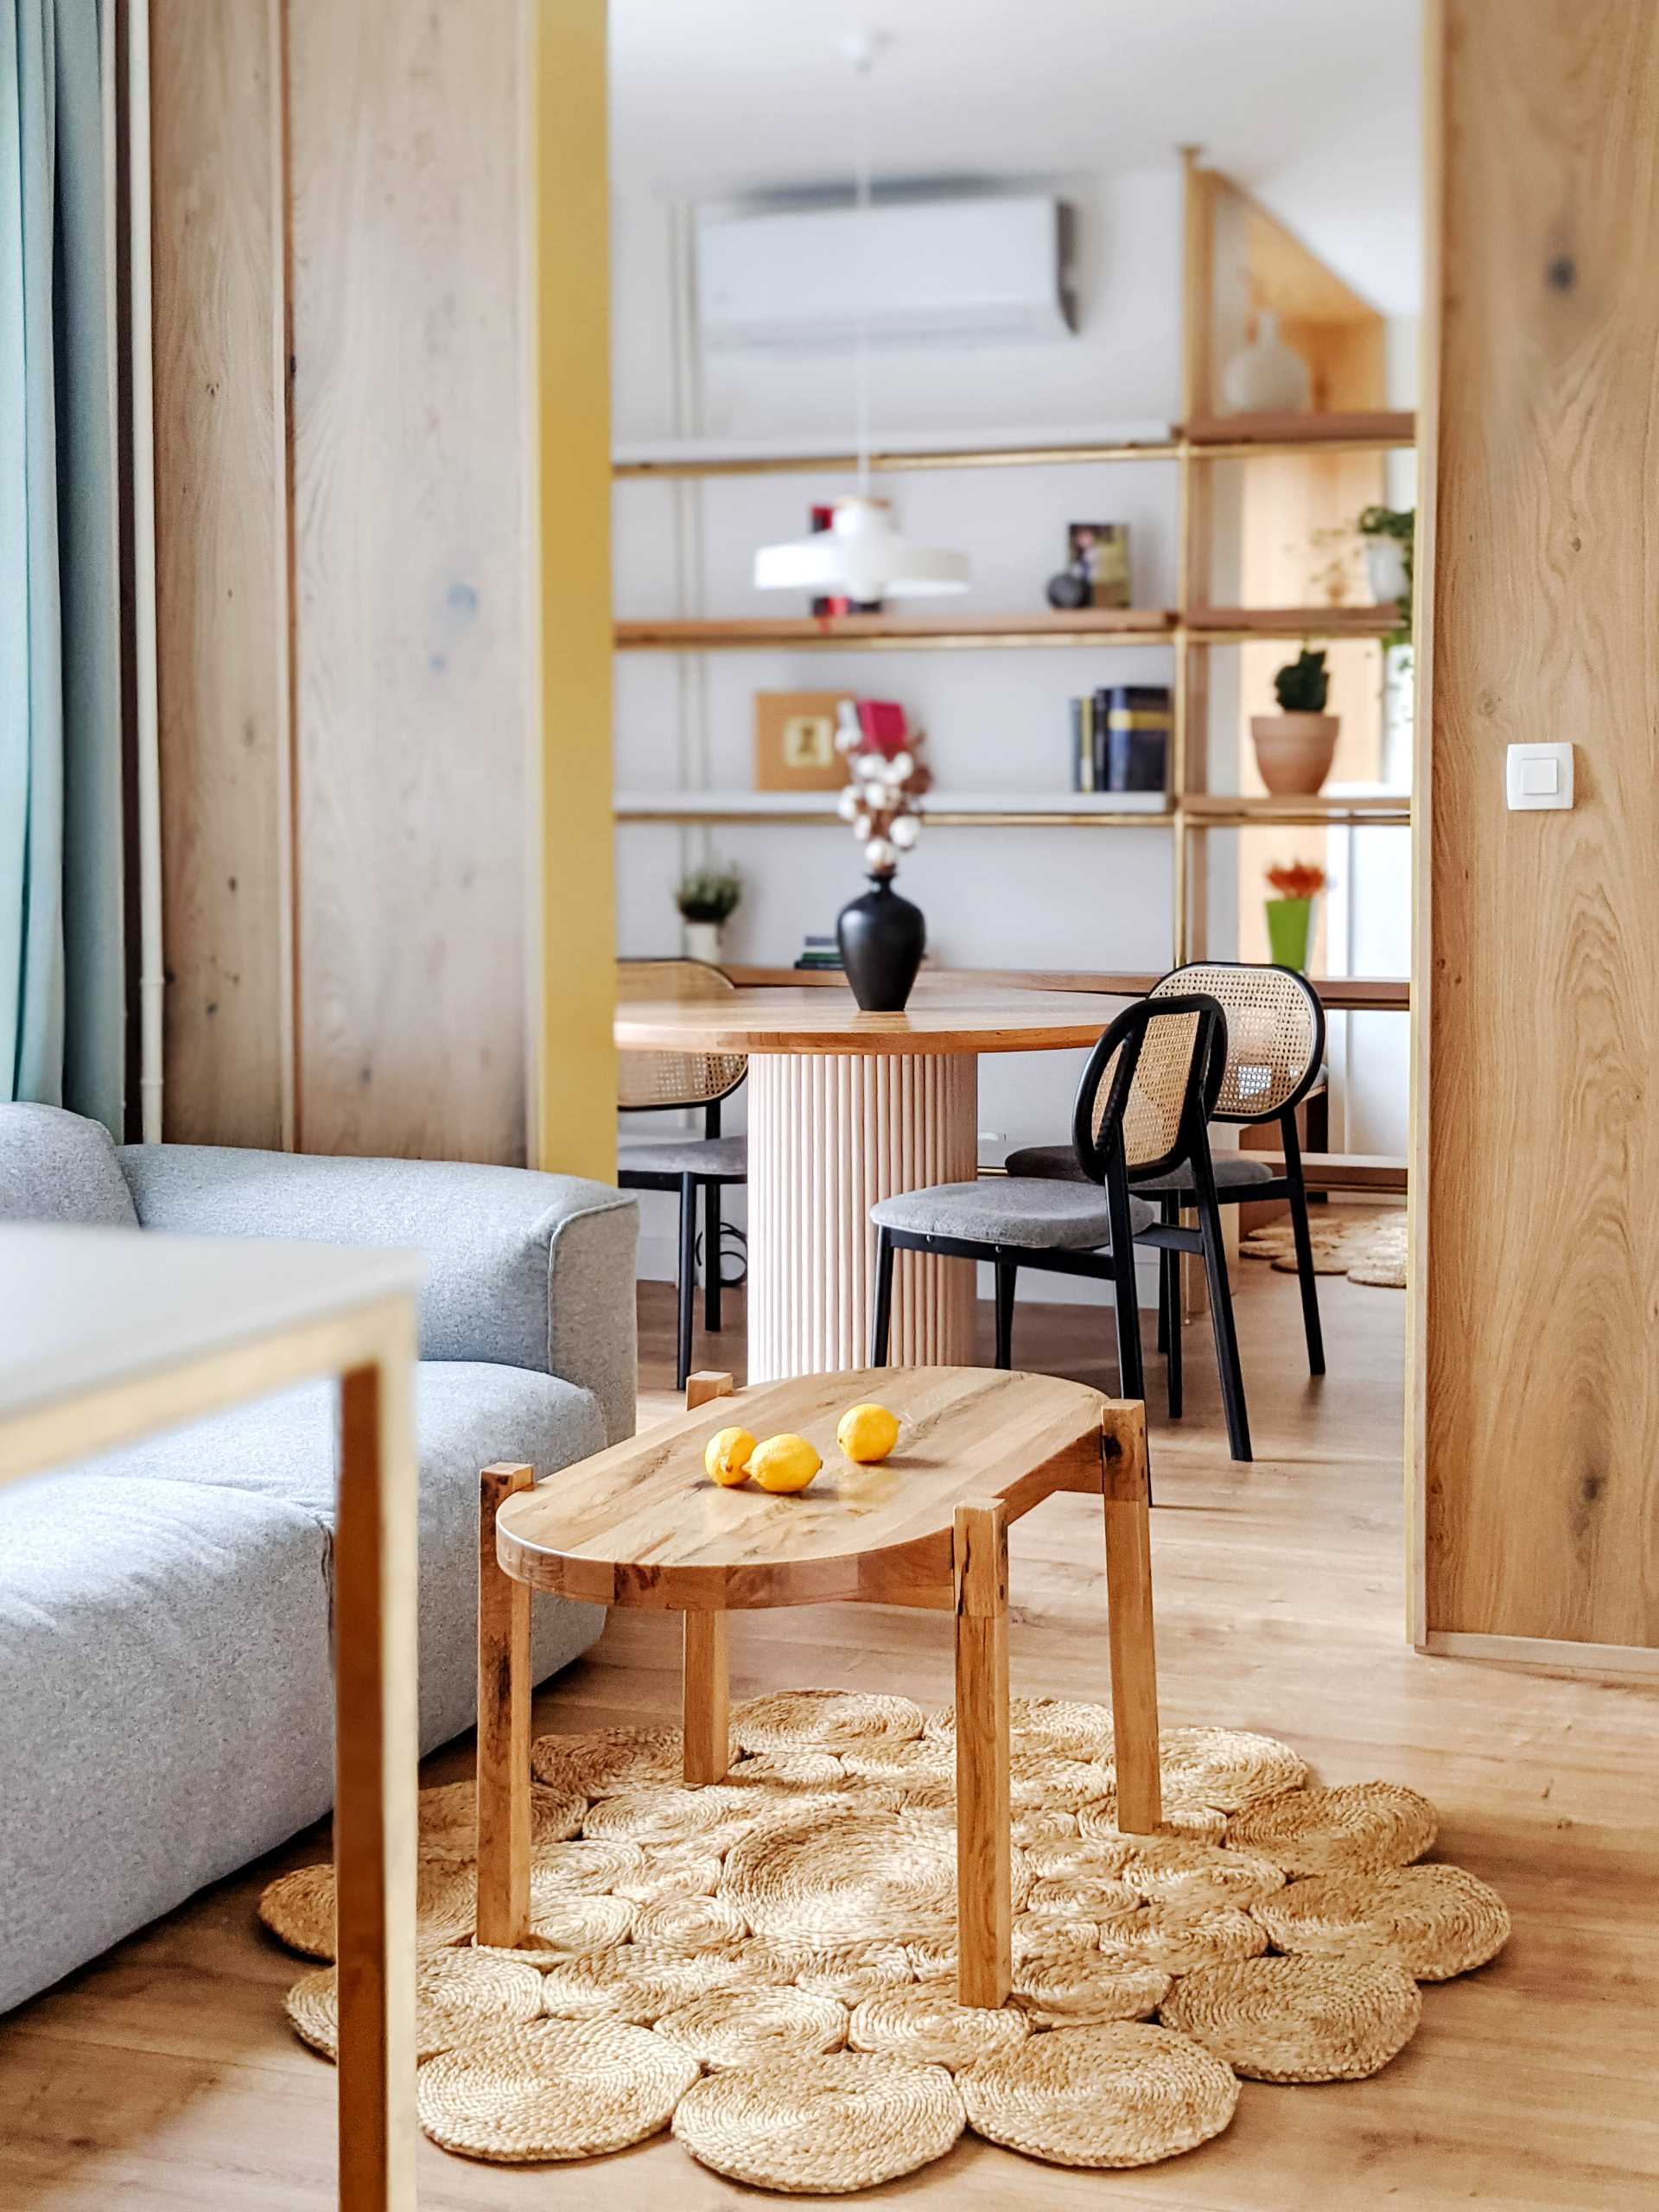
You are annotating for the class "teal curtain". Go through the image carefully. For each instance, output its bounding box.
[1,0,124,1135]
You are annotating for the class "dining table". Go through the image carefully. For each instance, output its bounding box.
[613,978,1128,1382]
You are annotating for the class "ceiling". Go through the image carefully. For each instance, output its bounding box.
[609,0,1422,315]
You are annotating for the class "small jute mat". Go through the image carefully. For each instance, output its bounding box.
[1253,1864,1511,1980]
[720,1750,846,1794]
[719,1809,961,1942]
[848,1976,1029,2071]
[1156,1726,1308,1812]
[613,1845,724,1905]
[1162,1955,1424,2082]
[530,1838,646,1896]
[1226,1781,1438,1877]
[258,1859,475,1962]
[523,1891,638,1955]
[538,1939,758,2025]
[734,1689,926,1755]
[924,1696,1114,1761]
[1113,1837,1287,1912]
[630,1892,747,1953]
[1099,1903,1270,1975]
[960,2021,1239,2169]
[745,1936,914,2004]
[1076,1795,1230,1846]
[418,2018,698,2163]
[1241,1206,1407,1288]
[582,1783,738,1847]
[1014,1951,1171,2031]
[415,1779,585,1859]
[671,2051,964,2193]
[1025,1873,1141,1920]
[285,1948,543,2063]
[656,1984,849,2069]
[530,1724,686,1800]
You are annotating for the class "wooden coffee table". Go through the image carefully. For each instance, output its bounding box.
[479,1365,1160,2008]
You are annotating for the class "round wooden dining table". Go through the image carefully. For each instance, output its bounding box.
[613,979,1128,1383]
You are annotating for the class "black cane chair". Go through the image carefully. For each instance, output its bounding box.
[868,994,1252,1461]
[1007,962,1325,1425]
[616,959,747,1389]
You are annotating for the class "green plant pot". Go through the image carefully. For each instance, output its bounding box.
[1265,896,1313,971]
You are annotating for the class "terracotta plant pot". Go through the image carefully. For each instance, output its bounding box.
[1249,714,1339,797]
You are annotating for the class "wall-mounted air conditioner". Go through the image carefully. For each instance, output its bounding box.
[696,194,1077,351]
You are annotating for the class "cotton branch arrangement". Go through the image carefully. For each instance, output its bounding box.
[834,698,931,878]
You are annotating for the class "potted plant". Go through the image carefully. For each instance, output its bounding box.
[1264,860,1326,972]
[1357,505,1414,648]
[1251,646,1339,796]
[675,864,741,966]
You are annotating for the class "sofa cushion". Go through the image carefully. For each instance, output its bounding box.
[69,1362,609,1754]
[0,1476,335,2012]
[0,1103,139,1228]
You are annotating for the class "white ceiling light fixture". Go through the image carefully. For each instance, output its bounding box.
[753,29,969,602]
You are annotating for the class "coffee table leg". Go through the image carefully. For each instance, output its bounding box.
[953,1500,1011,2008]
[1101,1404,1163,1833]
[683,1611,730,1784]
[478,1465,533,1948]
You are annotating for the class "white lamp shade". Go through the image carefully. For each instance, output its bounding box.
[753,496,969,600]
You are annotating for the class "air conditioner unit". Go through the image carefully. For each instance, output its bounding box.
[696,194,1077,351]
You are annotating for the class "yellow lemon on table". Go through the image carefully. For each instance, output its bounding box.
[836,1403,900,1465]
[703,1427,756,1487]
[749,1434,823,1495]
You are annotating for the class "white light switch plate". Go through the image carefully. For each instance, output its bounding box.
[1506,741,1574,810]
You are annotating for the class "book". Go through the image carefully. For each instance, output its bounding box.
[1095,684,1171,793]
[1070,695,1096,792]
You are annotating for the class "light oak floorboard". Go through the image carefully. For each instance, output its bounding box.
[3,1259,1656,2208]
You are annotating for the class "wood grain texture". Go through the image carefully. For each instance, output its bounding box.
[287,0,530,1163]
[149,0,290,1147]
[614,982,1128,1058]
[681,1612,729,1787]
[614,610,1177,652]
[494,1366,1108,1610]
[953,1499,1012,2008]
[1101,1402,1162,1834]
[1422,0,1659,1648]
[722,965,1412,1011]
[475,1464,532,1950]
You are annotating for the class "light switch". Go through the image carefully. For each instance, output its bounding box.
[1506,741,1574,811]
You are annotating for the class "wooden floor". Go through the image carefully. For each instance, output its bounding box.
[4,1256,1656,2209]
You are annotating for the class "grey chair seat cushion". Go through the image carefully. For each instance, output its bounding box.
[1003,1141,1275,1195]
[871,1178,1155,1253]
[618,1135,747,1179]
[0,1103,139,1227]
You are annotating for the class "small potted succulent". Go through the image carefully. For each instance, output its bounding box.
[1264,860,1326,972]
[1357,505,1414,649]
[833,698,931,1012]
[1251,646,1338,796]
[674,864,741,966]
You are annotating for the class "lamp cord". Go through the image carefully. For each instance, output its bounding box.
[852,40,874,500]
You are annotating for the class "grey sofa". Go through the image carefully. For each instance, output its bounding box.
[0,1103,638,2013]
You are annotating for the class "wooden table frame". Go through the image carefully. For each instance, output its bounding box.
[0,1234,421,2212]
[479,1369,1160,2010]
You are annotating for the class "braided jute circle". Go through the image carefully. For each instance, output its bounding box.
[848,1976,1029,2071]
[1161,1955,1423,2082]
[1157,1726,1307,1812]
[258,1859,475,1962]
[671,2050,964,2193]
[530,1725,685,1800]
[613,1845,724,1905]
[656,1984,849,2070]
[1113,1837,1287,1912]
[1076,1796,1230,1847]
[582,1784,737,1847]
[417,2018,698,2163]
[904,1923,1101,1981]
[1253,1864,1511,1980]
[416,1780,585,1859]
[960,2021,1239,2170]
[523,1891,638,1955]
[530,1838,646,1896]
[285,1948,544,2063]
[924,1697,1114,1760]
[719,1750,846,1795]
[1025,1873,1142,1920]
[719,1810,958,1942]
[745,1936,914,2003]
[1100,1903,1269,1974]
[539,1939,760,2025]
[630,1892,748,1952]
[839,1737,954,1785]
[1014,1950,1171,2031]
[1225,1782,1438,1878]
[1013,1807,1078,1846]
[733,1689,925,1755]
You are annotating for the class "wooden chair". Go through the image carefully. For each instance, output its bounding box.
[869,995,1253,1461]
[616,959,747,1389]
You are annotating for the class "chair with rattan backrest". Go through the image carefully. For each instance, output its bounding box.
[616,960,749,1389]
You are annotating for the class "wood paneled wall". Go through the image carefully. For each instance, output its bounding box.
[1415,0,1659,1659]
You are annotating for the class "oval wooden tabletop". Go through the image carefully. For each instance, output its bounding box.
[494,1367,1113,1610]
[613,979,1128,1056]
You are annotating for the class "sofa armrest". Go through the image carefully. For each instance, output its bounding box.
[117,1146,639,1443]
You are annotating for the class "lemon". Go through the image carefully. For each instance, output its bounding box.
[703,1427,756,1487]
[749,1433,823,1495]
[836,1402,900,1465]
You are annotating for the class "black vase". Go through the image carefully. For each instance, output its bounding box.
[836,874,925,1013]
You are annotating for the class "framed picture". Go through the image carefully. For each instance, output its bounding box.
[753,691,849,791]
[1065,522,1132,608]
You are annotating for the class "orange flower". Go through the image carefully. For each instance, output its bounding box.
[1266,861,1325,900]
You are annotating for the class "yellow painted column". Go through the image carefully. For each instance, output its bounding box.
[531,0,616,1179]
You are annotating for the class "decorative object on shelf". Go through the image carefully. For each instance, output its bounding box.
[794,932,843,974]
[1357,505,1414,648]
[753,691,850,792]
[1047,522,1132,611]
[752,35,969,606]
[1221,308,1313,416]
[1251,648,1338,795]
[675,865,742,966]
[1263,861,1326,972]
[834,698,929,1011]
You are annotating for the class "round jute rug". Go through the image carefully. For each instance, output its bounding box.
[960,2021,1239,2169]
[1161,1955,1424,2082]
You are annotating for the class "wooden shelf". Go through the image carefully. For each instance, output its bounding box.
[1182,793,1411,827]
[615,791,1173,829]
[614,611,1178,652]
[613,426,1178,479]
[1185,410,1416,456]
[725,964,1409,1013]
[1185,605,1402,642]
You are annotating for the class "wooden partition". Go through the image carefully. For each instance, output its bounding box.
[147,0,613,1172]
[1414,0,1659,1668]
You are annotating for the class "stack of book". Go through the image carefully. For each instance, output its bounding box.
[794,933,843,973]
[1070,684,1172,795]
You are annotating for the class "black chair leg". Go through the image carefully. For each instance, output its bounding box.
[676,1173,696,1391]
[870,1228,895,1364]
[1281,1115,1325,1377]
[1104,1170,1145,1404]
[703,1180,722,1334]
[994,1259,1017,1370]
[1161,1197,1183,1421]
[1193,1185,1251,1464]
